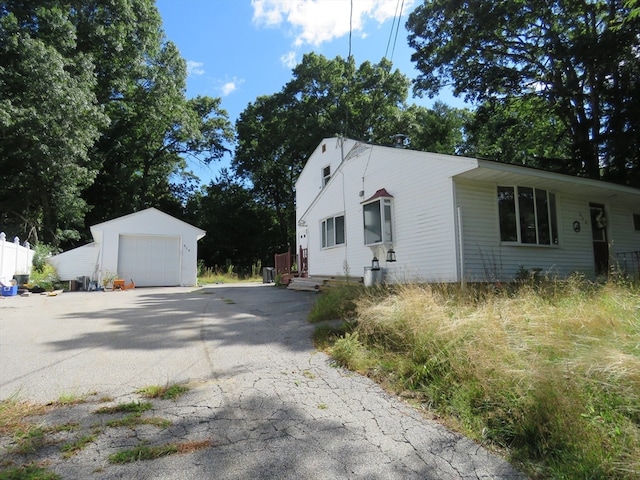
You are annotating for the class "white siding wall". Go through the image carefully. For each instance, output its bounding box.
[92,209,203,286]
[298,138,640,283]
[47,244,100,281]
[455,180,640,281]
[296,138,351,227]
[298,140,478,282]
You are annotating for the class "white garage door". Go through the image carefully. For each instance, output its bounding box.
[118,235,181,287]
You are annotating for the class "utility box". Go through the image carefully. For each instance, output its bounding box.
[262,267,275,283]
[363,267,383,287]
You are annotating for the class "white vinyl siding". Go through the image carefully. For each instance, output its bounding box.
[297,138,473,281]
[296,137,640,283]
[456,181,598,281]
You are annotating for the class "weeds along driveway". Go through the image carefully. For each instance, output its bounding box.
[0,284,526,479]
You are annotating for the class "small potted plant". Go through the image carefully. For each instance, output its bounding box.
[101,271,117,291]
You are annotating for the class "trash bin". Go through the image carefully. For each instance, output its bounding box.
[263,267,275,283]
[363,266,383,287]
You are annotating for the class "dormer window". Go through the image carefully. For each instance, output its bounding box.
[322,165,331,187]
[362,189,394,246]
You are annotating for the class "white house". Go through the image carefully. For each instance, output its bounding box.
[48,208,205,287]
[295,137,640,284]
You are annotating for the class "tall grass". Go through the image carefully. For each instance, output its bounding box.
[197,263,262,284]
[322,278,640,479]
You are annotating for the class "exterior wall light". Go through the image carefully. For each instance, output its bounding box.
[371,256,380,270]
[386,248,396,262]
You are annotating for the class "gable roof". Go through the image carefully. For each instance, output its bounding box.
[299,138,640,214]
[90,208,206,241]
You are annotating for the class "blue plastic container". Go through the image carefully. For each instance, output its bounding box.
[1,285,18,296]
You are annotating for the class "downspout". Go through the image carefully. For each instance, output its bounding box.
[457,206,465,289]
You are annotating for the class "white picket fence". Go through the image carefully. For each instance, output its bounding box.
[0,232,34,284]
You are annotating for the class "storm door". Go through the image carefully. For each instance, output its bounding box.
[589,203,609,275]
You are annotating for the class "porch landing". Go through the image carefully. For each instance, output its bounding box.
[287,275,363,292]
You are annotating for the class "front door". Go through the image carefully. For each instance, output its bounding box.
[298,228,308,277]
[589,203,609,275]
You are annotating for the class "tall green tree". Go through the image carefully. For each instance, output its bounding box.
[82,41,234,228]
[461,96,573,169]
[234,54,411,252]
[0,8,108,244]
[0,0,234,246]
[407,0,640,186]
[396,102,470,154]
[186,170,276,274]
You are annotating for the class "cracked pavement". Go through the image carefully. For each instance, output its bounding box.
[0,284,527,479]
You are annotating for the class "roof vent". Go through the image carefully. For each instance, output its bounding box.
[391,134,409,148]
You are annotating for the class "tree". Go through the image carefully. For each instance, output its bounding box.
[0,9,108,245]
[461,96,573,170]
[234,54,411,252]
[407,0,640,186]
[0,0,234,246]
[82,41,234,229]
[186,170,276,274]
[396,102,470,154]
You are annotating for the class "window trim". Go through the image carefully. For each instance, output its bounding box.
[322,165,331,187]
[497,185,559,246]
[362,197,394,246]
[321,214,345,249]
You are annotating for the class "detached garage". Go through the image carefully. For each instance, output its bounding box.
[48,208,205,287]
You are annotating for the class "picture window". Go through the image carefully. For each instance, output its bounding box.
[497,186,558,245]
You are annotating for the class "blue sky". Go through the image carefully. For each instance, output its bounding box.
[155,0,466,184]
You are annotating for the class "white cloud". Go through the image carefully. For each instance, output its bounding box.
[251,0,415,47]
[220,77,245,96]
[280,51,298,68]
[187,60,205,76]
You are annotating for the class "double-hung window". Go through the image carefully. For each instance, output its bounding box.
[363,197,393,245]
[498,186,558,245]
[321,215,345,248]
[322,166,331,187]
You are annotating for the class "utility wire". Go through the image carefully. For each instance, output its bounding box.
[348,0,353,59]
[384,0,401,59]
[390,0,405,62]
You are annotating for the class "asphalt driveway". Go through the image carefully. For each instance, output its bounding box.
[0,284,526,479]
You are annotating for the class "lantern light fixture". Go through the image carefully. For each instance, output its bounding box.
[386,248,396,262]
[371,256,380,270]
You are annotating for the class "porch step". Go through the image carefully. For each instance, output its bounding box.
[287,277,324,292]
[287,275,363,292]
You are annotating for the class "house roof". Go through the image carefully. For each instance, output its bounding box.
[454,160,640,205]
[298,137,640,224]
[90,208,206,242]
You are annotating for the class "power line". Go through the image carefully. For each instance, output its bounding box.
[384,0,401,59]
[390,0,405,62]
[348,0,353,59]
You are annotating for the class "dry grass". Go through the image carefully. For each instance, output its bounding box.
[326,279,640,479]
[0,397,48,436]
